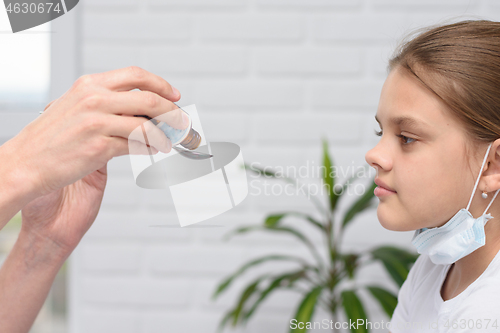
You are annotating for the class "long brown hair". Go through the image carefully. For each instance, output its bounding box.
[388,20,500,165]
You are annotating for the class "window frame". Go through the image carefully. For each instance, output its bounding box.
[50,5,80,333]
[50,4,80,103]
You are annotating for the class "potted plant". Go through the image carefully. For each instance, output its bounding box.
[213,138,418,333]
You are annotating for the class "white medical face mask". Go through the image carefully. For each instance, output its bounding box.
[411,142,500,265]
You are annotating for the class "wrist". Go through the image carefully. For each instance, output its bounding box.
[0,139,40,205]
[15,228,71,271]
[0,223,69,333]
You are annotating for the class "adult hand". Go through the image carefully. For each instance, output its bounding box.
[4,66,187,251]
[5,66,187,201]
[0,67,188,333]
[20,163,108,254]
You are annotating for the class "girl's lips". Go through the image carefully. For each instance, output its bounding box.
[374,178,396,192]
[374,186,397,197]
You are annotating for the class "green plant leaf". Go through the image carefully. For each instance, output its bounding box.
[370,246,417,287]
[225,225,324,270]
[263,212,324,231]
[366,285,398,318]
[322,138,339,211]
[341,253,359,280]
[290,286,323,333]
[341,290,369,333]
[341,169,362,194]
[4,211,22,230]
[328,165,368,208]
[231,276,267,326]
[243,163,283,179]
[243,269,307,322]
[244,162,328,217]
[217,309,235,333]
[225,226,311,247]
[264,213,287,227]
[378,246,419,266]
[212,255,309,299]
[342,179,377,229]
[302,215,325,231]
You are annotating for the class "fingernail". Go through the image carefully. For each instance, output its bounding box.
[162,140,172,154]
[172,86,180,98]
[181,111,190,129]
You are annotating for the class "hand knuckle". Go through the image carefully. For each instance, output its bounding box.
[89,137,109,156]
[81,116,105,133]
[74,74,93,89]
[81,94,103,110]
[113,140,129,157]
[143,91,159,109]
[128,66,147,81]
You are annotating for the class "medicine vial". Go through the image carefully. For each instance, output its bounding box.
[149,112,201,150]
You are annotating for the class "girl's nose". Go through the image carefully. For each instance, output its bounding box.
[365,143,392,172]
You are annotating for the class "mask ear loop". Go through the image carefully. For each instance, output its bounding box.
[467,142,493,212]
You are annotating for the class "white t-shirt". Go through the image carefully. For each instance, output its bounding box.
[389,249,500,333]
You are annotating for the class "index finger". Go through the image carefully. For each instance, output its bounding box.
[91,66,181,102]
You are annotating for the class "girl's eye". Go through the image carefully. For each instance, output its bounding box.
[373,129,416,145]
[396,134,416,145]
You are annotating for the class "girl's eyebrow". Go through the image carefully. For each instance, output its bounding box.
[374,114,428,129]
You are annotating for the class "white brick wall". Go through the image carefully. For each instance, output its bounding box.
[73,1,500,332]
[1,1,499,333]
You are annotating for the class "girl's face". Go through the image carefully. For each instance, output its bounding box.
[365,66,481,232]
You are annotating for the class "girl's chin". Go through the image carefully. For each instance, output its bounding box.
[377,209,412,232]
[378,220,400,231]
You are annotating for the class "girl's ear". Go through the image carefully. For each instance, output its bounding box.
[481,140,500,193]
